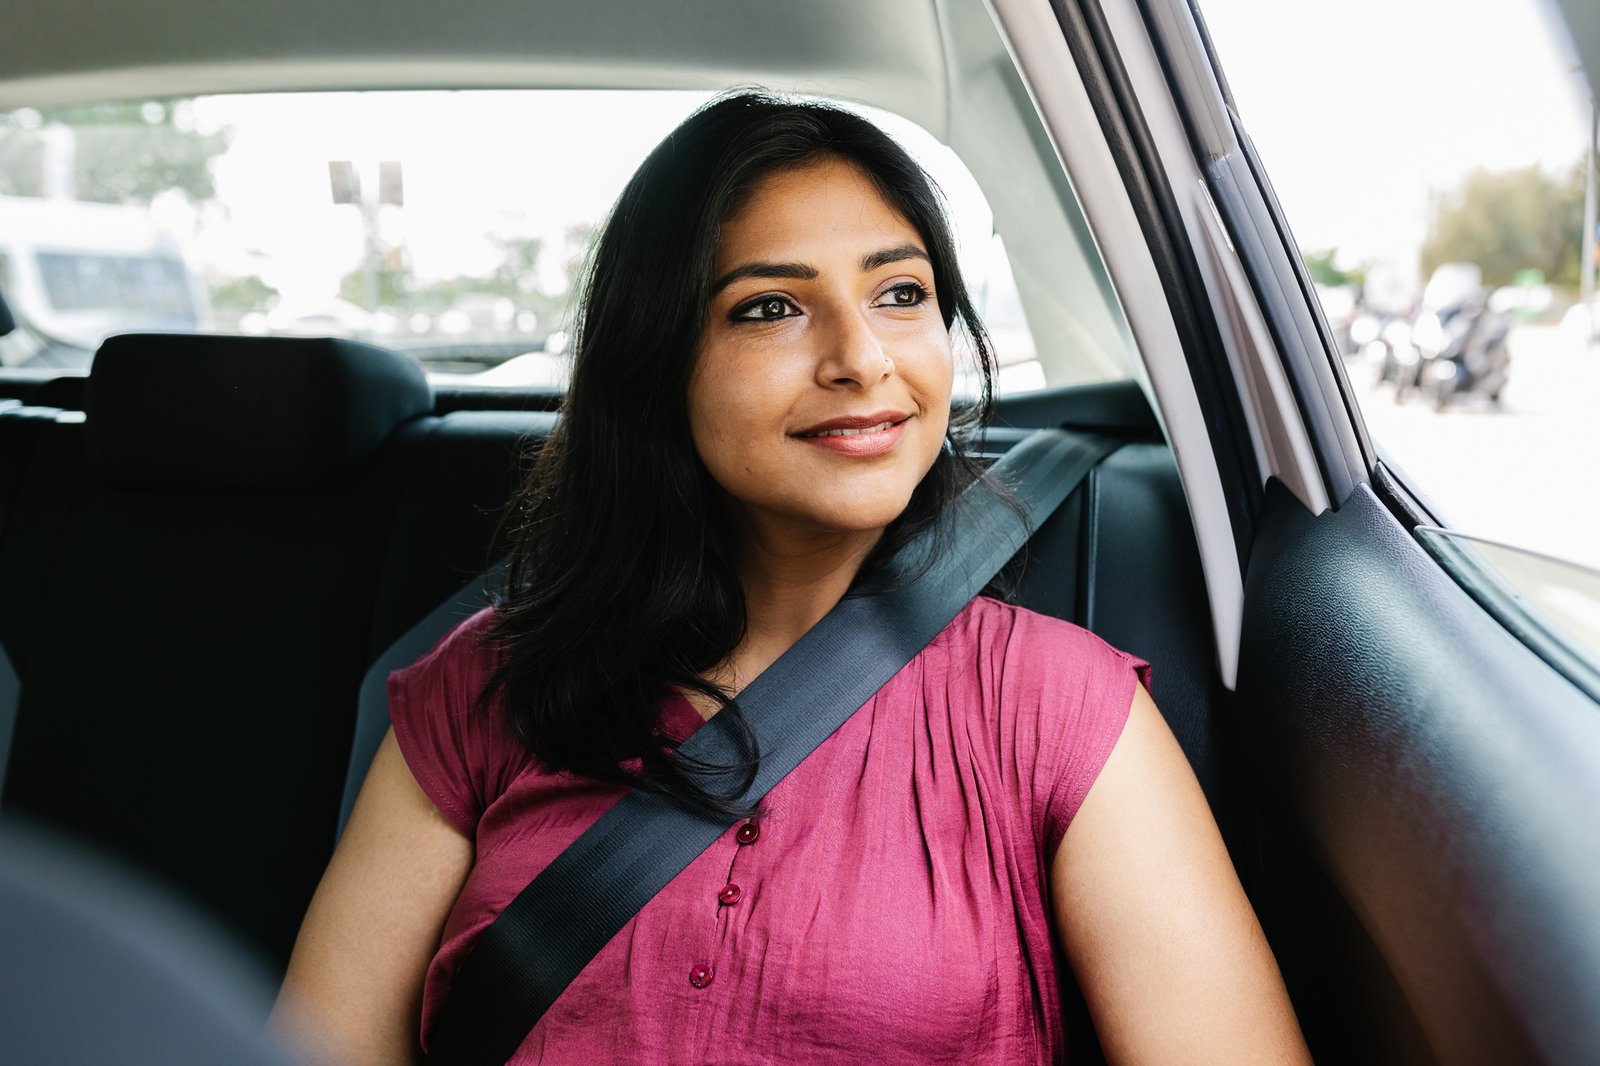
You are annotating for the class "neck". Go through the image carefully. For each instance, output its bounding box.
[739,530,880,646]
[692,518,882,718]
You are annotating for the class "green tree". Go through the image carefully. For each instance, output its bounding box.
[1419,163,1585,288]
[490,234,543,296]
[0,100,230,205]
[563,222,598,291]
[338,249,418,310]
[337,230,576,317]
[1303,248,1363,288]
[209,274,278,311]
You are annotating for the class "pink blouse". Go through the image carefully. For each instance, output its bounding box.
[389,595,1150,1064]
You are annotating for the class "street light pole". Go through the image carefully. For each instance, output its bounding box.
[1582,92,1597,318]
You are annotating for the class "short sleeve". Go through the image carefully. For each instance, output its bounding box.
[387,606,522,837]
[1037,627,1152,855]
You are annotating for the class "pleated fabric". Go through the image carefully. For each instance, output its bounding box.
[389,596,1149,1064]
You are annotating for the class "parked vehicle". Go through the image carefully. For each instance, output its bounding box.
[1418,294,1513,409]
[1352,306,1420,391]
[0,195,204,369]
[1407,263,1512,409]
[1348,263,1420,394]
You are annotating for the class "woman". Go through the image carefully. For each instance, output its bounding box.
[273,92,1311,1064]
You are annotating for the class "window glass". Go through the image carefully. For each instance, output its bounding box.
[1201,0,1600,573]
[37,253,194,315]
[0,91,1052,393]
[1416,526,1600,691]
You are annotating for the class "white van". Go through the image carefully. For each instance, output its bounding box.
[0,195,204,368]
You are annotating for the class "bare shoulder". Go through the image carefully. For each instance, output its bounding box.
[1050,684,1312,1065]
[272,729,473,1065]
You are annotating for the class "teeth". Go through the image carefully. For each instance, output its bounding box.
[808,421,894,438]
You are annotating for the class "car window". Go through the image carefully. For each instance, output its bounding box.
[1200,0,1600,575]
[36,252,194,316]
[1416,526,1600,699]
[0,90,1106,395]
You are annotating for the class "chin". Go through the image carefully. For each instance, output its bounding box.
[812,494,918,534]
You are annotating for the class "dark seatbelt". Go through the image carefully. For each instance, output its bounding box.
[338,560,509,837]
[424,427,1121,1065]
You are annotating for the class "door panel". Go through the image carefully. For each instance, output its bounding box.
[1238,480,1600,1064]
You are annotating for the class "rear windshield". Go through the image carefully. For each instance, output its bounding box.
[0,90,1128,393]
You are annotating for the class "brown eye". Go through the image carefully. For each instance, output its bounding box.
[732,295,800,322]
[875,282,929,308]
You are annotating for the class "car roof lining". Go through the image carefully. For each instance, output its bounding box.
[0,0,953,130]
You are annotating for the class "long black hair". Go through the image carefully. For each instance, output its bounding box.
[483,91,1000,815]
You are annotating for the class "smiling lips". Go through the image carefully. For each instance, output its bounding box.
[794,411,910,456]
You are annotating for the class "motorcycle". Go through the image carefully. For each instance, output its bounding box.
[1408,293,1512,410]
[1402,263,1512,410]
[1348,264,1422,396]
[1352,309,1421,394]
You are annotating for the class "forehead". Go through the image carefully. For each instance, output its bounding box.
[714,159,925,267]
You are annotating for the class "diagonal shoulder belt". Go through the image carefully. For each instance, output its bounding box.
[418,428,1122,1065]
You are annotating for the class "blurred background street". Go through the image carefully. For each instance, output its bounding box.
[1204,0,1600,575]
[1348,322,1600,570]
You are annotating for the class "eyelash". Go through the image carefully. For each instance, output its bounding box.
[876,282,931,308]
[729,282,932,323]
[731,295,801,322]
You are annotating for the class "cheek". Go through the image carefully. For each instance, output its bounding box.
[686,346,791,486]
[910,334,955,420]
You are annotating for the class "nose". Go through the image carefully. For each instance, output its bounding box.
[815,305,892,390]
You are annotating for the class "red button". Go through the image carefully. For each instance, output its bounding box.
[717,883,742,906]
[735,821,760,845]
[689,965,714,988]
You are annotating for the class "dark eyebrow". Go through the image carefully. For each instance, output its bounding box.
[711,244,932,296]
[861,243,930,272]
[711,260,819,295]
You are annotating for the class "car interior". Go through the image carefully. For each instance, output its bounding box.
[2,1,1599,1064]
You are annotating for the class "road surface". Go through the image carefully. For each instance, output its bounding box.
[1344,323,1600,573]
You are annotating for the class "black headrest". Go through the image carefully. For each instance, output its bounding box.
[84,334,433,490]
[0,282,14,336]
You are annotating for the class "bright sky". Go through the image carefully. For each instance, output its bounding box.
[185,91,999,310]
[1199,0,1592,287]
[170,1,1595,311]
[191,92,717,303]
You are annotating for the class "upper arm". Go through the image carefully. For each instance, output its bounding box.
[1050,683,1312,1065]
[272,728,473,1066]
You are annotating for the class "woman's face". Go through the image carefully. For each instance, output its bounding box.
[688,158,954,547]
